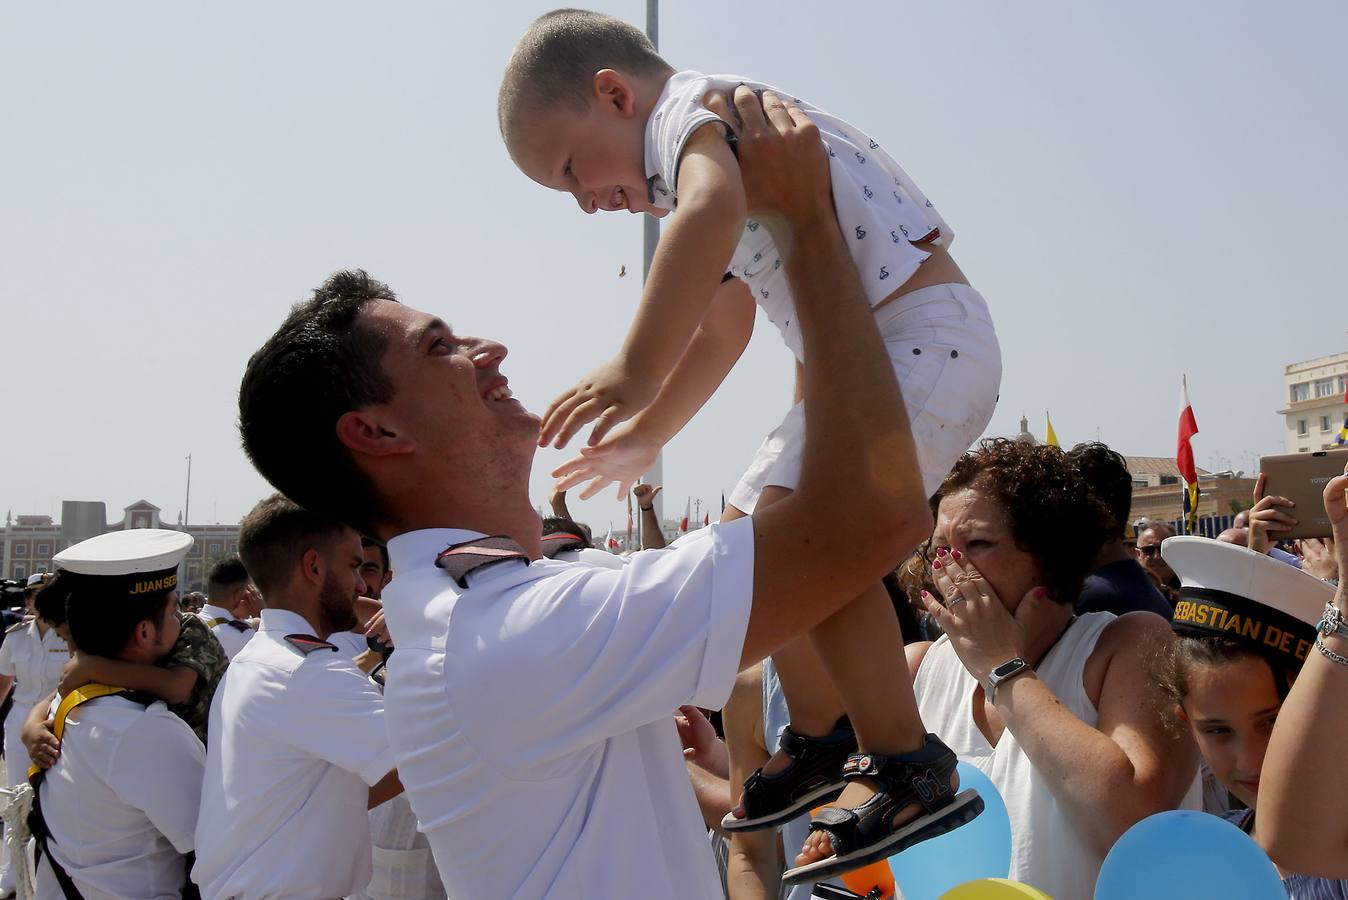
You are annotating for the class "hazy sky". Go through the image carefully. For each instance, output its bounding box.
[2,1,1344,532]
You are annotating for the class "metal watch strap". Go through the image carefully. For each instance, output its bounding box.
[1317,601,1348,640]
[986,657,1031,704]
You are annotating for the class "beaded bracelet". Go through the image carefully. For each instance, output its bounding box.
[1315,634,1348,667]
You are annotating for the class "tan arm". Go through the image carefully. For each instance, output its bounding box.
[736,88,929,669]
[1259,466,1348,876]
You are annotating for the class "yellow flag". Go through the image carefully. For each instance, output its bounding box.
[1045,412,1060,448]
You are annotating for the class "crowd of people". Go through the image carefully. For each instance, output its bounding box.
[2,8,1346,900]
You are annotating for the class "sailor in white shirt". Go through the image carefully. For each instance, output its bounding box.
[196,555,259,660]
[30,529,204,900]
[236,92,933,900]
[192,494,400,900]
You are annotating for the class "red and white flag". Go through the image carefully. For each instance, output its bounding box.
[680,497,690,533]
[604,523,619,552]
[1177,374,1200,534]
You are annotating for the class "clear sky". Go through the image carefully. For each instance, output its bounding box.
[2,1,1344,532]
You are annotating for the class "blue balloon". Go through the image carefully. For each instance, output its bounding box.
[1096,811,1284,900]
[888,761,1012,900]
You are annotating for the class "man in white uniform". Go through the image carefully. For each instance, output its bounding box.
[192,493,401,900]
[236,90,932,898]
[0,574,70,895]
[196,556,258,660]
[30,529,204,900]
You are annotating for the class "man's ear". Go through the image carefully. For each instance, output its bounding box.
[336,410,414,458]
[300,548,324,590]
[593,69,635,116]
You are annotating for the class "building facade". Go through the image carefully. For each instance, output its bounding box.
[1280,351,1348,453]
[2,499,240,592]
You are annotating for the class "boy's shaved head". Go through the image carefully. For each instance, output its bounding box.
[498,9,670,144]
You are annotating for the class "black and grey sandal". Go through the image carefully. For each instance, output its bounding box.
[720,717,857,833]
[780,734,984,886]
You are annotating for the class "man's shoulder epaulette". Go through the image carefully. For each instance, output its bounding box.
[540,531,588,559]
[284,634,338,656]
[5,619,28,635]
[435,535,529,588]
[223,619,252,633]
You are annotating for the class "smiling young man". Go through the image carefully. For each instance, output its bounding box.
[236,88,933,899]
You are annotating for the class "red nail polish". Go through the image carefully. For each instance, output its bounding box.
[936,547,948,558]
[932,559,943,569]
[951,549,963,561]
[920,590,930,599]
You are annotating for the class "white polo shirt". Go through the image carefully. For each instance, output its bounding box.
[197,604,255,660]
[382,519,754,900]
[192,607,396,900]
[35,695,203,900]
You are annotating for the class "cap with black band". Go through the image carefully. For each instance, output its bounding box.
[1161,536,1333,669]
[52,529,194,603]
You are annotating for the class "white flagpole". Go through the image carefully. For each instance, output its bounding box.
[638,0,664,542]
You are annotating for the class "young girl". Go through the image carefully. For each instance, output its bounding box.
[1159,536,1348,899]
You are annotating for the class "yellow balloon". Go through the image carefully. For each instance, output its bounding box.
[940,877,1053,900]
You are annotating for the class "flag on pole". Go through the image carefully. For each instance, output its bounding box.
[721,492,726,514]
[604,522,619,552]
[1044,412,1060,448]
[1178,375,1200,534]
[680,497,690,533]
[703,511,710,527]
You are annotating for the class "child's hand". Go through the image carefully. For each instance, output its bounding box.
[552,422,663,500]
[675,705,728,778]
[59,651,98,697]
[23,716,60,770]
[539,360,660,449]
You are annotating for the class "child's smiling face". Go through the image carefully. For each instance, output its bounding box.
[506,69,668,219]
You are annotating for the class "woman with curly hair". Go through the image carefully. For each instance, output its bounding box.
[901,439,1201,898]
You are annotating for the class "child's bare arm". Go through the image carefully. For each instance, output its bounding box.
[540,123,747,449]
[22,689,60,769]
[553,278,755,499]
[61,651,197,706]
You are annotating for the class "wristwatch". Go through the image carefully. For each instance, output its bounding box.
[985,657,1032,704]
[1317,601,1348,641]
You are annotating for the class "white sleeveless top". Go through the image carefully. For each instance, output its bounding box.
[912,613,1114,900]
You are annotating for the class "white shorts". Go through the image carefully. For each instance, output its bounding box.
[728,283,1001,514]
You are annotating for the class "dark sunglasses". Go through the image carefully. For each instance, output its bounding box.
[1137,545,1163,558]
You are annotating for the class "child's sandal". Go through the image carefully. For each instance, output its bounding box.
[780,733,984,886]
[720,716,856,833]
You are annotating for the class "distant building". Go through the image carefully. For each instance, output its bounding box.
[2,499,239,591]
[1279,351,1348,453]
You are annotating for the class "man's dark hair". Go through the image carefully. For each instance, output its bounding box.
[542,515,593,547]
[934,438,1110,606]
[498,9,671,140]
[238,270,397,536]
[33,575,70,629]
[238,493,351,597]
[66,580,174,659]
[207,556,250,593]
[1068,442,1133,540]
[360,536,389,572]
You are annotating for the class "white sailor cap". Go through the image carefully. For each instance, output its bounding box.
[53,529,194,599]
[1161,535,1333,667]
[25,573,49,590]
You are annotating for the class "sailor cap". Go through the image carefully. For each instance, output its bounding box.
[1161,536,1333,667]
[54,529,194,599]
